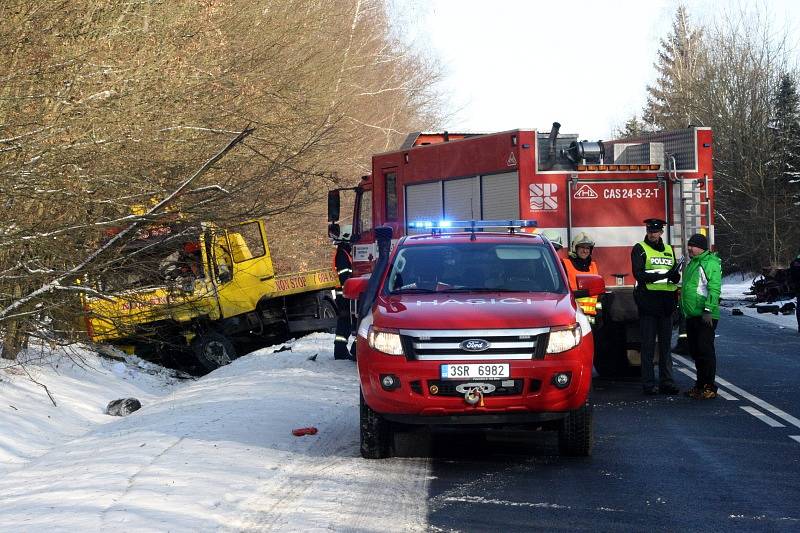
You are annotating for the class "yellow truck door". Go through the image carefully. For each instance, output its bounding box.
[215,220,276,318]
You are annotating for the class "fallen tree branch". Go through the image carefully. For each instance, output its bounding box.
[0,125,254,323]
[21,364,57,407]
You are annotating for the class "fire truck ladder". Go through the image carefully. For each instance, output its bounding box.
[669,155,711,254]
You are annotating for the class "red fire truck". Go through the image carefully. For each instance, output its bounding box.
[328,124,714,376]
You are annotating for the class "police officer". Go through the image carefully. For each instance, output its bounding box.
[333,239,354,360]
[631,218,681,395]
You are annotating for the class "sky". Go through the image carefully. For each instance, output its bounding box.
[393,0,800,140]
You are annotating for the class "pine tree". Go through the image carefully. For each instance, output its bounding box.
[613,115,648,138]
[766,73,800,263]
[769,74,800,186]
[643,6,705,130]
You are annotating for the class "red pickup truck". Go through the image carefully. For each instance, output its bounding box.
[343,221,605,458]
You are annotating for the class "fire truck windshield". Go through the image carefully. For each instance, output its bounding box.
[386,242,566,294]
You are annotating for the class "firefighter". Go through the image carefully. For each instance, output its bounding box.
[333,238,354,360]
[631,218,681,395]
[541,229,565,256]
[790,251,800,333]
[562,232,600,322]
[680,233,722,399]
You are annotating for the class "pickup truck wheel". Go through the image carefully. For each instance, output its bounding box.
[360,392,392,459]
[192,331,236,372]
[558,401,593,457]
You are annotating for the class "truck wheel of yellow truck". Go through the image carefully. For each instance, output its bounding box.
[191,331,237,372]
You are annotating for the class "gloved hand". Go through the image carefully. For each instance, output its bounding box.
[668,270,680,284]
[702,311,713,327]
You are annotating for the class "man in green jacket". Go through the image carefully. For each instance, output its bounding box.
[680,233,722,399]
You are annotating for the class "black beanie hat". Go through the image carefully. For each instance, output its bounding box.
[687,233,708,250]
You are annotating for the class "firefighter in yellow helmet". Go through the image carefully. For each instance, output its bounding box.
[562,232,600,321]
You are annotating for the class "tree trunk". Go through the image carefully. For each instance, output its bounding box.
[1,284,24,360]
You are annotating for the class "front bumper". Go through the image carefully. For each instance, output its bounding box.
[357,337,593,421]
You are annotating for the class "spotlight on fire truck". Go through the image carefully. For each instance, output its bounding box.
[563,140,605,165]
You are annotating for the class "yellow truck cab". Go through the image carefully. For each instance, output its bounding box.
[84,219,339,371]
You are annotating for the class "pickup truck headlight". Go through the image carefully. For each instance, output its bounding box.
[367,327,404,356]
[546,324,582,354]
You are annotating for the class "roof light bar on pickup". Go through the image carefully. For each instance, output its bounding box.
[407,219,538,233]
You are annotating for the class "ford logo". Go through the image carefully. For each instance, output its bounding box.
[460,339,490,352]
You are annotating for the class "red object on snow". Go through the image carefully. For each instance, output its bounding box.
[292,427,318,436]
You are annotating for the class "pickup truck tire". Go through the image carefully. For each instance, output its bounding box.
[360,392,392,459]
[558,401,593,457]
[192,331,236,372]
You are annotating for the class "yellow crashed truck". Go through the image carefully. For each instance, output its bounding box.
[84,219,339,371]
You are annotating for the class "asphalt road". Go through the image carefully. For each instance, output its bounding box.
[417,310,800,533]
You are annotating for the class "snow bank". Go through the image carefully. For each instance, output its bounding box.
[0,334,429,532]
[0,343,178,476]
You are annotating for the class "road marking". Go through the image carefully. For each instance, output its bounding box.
[790,436,800,444]
[675,367,737,400]
[716,389,737,401]
[740,406,785,427]
[674,354,800,430]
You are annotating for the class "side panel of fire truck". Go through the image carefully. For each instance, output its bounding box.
[531,128,714,375]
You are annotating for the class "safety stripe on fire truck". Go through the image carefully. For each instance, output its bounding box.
[540,225,715,249]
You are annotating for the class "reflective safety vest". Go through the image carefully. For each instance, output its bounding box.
[640,240,677,292]
[563,258,599,315]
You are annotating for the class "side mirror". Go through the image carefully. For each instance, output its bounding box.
[343,276,370,300]
[574,274,605,298]
[328,190,340,223]
[328,223,340,240]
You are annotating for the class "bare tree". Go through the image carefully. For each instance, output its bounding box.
[0,0,443,357]
[699,8,792,271]
[641,4,798,272]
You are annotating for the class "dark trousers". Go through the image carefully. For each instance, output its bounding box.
[686,315,718,390]
[639,313,675,389]
[796,297,799,331]
[333,295,352,359]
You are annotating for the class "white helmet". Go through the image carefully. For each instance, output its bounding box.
[570,232,595,255]
[540,229,563,250]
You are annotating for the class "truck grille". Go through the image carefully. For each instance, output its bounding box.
[399,328,550,361]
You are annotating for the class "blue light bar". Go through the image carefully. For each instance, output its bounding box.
[407,219,537,232]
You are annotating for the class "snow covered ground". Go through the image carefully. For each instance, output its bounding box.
[0,334,429,532]
[0,276,796,532]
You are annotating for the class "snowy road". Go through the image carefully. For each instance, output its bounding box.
[2,279,799,532]
[0,335,429,532]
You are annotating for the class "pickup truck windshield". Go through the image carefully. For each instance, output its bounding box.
[386,242,566,294]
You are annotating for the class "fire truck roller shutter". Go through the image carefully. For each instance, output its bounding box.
[481,172,520,221]
[444,177,480,220]
[405,181,443,234]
